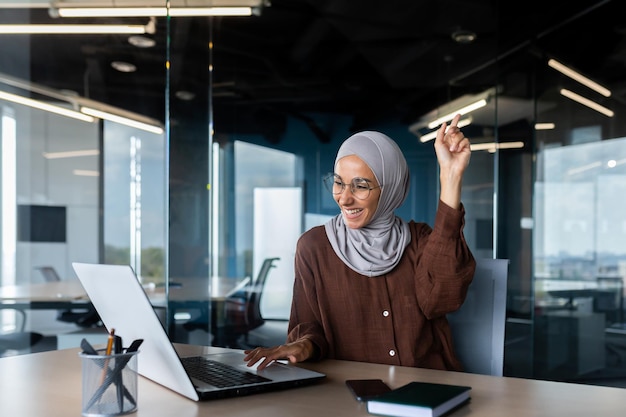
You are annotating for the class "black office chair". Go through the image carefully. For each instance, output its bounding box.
[0,308,44,357]
[35,266,101,328]
[222,257,280,348]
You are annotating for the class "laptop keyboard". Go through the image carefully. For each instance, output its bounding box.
[181,356,272,388]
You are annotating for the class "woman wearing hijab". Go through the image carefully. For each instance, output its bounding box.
[244,114,475,371]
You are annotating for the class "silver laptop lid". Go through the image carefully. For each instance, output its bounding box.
[72,262,201,400]
[72,262,325,402]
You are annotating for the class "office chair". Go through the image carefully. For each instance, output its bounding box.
[447,258,509,376]
[222,257,280,348]
[0,308,44,357]
[35,266,101,327]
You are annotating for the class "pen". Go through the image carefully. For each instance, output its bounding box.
[81,338,139,408]
[85,339,143,411]
[114,335,123,410]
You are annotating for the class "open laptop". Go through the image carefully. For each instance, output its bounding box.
[72,262,326,401]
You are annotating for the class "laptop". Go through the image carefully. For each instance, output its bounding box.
[72,262,326,401]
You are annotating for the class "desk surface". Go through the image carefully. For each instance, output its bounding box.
[0,276,249,304]
[1,344,626,417]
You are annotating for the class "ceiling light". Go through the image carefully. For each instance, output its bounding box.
[0,90,95,122]
[55,6,254,17]
[470,141,525,153]
[43,149,100,159]
[427,99,486,129]
[73,169,99,177]
[419,117,472,143]
[111,61,137,73]
[535,123,555,130]
[80,106,164,134]
[0,24,146,34]
[409,87,496,136]
[128,35,155,48]
[559,88,614,117]
[175,90,195,101]
[548,59,611,97]
[451,29,477,44]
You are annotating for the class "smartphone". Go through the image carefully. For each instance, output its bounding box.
[345,379,392,401]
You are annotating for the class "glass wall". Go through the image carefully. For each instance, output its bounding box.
[1,0,626,391]
[0,5,168,351]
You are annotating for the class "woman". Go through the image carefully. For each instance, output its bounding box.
[244,114,475,370]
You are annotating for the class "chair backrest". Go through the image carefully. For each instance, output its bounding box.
[447,258,509,376]
[35,266,61,282]
[246,257,280,329]
[0,308,44,354]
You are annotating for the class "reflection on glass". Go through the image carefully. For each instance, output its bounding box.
[104,122,166,284]
[534,135,626,381]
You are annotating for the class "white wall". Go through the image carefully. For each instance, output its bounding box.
[13,105,100,284]
[253,187,302,319]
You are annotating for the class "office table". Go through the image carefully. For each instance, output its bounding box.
[2,344,626,417]
[0,280,91,310]
[0,277,249,345]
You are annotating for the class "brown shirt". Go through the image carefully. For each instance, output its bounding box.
[287,202,475,371]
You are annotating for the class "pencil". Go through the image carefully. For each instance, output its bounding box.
[100,328,116,386]
[105,328,115,355]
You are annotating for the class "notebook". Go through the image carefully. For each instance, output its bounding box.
[72,262,326,401]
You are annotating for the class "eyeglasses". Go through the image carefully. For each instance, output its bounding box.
[323,174,381,200]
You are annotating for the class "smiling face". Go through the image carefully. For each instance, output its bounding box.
[334,155,381,229]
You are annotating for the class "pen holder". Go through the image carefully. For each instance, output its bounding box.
[79,349,139,417]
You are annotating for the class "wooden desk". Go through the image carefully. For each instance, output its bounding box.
[1,344,626,416]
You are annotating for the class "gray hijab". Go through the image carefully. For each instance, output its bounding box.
[324,131,411,277]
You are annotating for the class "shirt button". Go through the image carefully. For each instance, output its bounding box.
[389,350,396,357]
[382,310,390,317]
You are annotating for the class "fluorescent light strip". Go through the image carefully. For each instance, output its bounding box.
[427,99,487,129]
[43,149,100,159]
[559,88,614,117]
[548,59,611,97]
[80,106,164,134]
[470,141,525,152]
[566,161,603,176]
[0,24,146,34]
[57,7,253,17]
[535,123,555,130]
[0,91,95,122]
[73,169,100,177]
[419,117,472,143]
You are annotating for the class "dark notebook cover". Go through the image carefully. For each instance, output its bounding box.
[366,381,471,417]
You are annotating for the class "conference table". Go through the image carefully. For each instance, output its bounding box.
[1,343,626,416]
[0,276,250,345]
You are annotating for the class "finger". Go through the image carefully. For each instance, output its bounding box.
[257,357,277,371]
[457,136,471,152]
[449,113,461,128]
[435,120,448,144]
[243,348,261,361]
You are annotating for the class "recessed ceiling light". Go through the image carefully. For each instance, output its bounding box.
[111,61,137,73]
[175,90,196,101]
[451,29,477,44]
[128,35,156,48]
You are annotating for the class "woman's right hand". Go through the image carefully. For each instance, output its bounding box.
[243,338,316,370]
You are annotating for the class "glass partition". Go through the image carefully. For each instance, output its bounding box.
[1,0,626,391]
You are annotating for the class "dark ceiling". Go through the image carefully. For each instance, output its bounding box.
[1,0,625,142]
